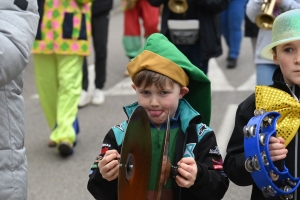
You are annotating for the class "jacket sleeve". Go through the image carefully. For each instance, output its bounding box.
[246,0,300,23]
[185,129,229,200]
[196,0,229,13]
[223,94,256,186]
[148,0,168,7]
[0,0,39,87]
[87,129,121,200]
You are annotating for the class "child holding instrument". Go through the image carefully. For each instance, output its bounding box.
[224,9,300,200]
[87,33,229,199]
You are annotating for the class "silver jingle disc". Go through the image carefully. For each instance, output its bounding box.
[259,109,266,115]
[262,187,270,198]
[280,186,293,200]
[254,109,261,116]
[261,151,269,166]
[287,178,297,187]
[267,185,276,196]
[269,170,279,181]
[245,157,254,172]
[252,155,260,171]
[248,124,256,137]
[243,126,250,138]
[259,133,266,146]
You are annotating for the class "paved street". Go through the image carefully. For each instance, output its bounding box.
[24,3,254,200]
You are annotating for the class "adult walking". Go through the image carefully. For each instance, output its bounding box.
[32,0,92,156]
[79,0,113,107]
[221,0,248,69]
[0,0,39,199]
[148,0,229,74]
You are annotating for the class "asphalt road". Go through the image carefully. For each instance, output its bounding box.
[23,3,255,200]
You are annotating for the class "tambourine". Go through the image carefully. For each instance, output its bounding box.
[244,109,300,199]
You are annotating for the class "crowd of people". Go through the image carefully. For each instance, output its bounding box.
[2,0,300,199]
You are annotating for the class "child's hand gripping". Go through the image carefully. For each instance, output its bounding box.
[269,136,288,162]
[98,150,120,181]
[175,157,197,188]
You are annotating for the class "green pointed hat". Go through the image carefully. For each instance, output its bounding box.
[127,33,211,125]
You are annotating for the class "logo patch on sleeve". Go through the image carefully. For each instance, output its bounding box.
[212,158,223,170]
[101,147,108,155]
[183,143,196,158]
[113,123,125,132]
[197,124,212,142]
[209,146,220,155]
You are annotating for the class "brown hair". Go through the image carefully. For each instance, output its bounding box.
[272,46,277,55]
[133,70,177,90]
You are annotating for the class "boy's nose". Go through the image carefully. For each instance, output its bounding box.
[295,53,300,65]
[150,97,159,106]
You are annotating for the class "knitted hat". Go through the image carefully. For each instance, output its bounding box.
[261,9,300,60]
[127,33,212,125]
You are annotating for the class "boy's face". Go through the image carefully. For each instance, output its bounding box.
[132,82,189,129]
[273,40,300,86]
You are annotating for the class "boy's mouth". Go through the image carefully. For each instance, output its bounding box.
[148,110,163,117]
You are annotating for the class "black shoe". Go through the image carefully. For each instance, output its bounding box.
[58,141,73,157]
[227,58,237,69]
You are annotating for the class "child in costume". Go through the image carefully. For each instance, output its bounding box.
[87,33,229,199]
[122,0,160,75]
[223,9,300,200]
[31,0,92,156]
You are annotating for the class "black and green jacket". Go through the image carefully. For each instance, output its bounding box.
[87,99,229,200]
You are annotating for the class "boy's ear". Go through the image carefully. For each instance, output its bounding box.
[180,87,189,98]
[131,84,137,91]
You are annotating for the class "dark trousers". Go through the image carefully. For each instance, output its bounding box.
[82,11,110,91]
[176,41,209,75]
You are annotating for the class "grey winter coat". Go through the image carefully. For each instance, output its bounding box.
[0,0,39,199]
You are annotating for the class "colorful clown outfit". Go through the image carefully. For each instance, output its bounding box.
[87,33,229,199]
[122,0,160,59]
[31,0,92,156]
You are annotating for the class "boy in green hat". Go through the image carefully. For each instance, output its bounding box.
[224,9,300,200]
[87,33,229,199]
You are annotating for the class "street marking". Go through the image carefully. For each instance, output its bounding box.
[30,59,256,98]
[104,77,135,96]
[237,72,256,91]
[215,104,237,157]
[207,59,234,91]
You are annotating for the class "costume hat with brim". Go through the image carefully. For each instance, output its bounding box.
[127,33,212,125]
[261,9,300,61]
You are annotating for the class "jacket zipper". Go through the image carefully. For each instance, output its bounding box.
[287,84,298,199]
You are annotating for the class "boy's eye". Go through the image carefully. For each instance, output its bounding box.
[142,91,150,95]
[161,91,169,95]
[284,47,293,53]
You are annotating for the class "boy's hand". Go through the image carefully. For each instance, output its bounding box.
[175,157,197,188]
[269,136,288,162]
[98,150,120,181]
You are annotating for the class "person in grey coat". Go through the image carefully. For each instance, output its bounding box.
[0,0,39,199]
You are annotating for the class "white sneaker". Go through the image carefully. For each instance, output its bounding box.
[92,89,105,105]
[78,90,91,108]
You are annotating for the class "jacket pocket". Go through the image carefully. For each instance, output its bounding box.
[62,12,74,39]
[62,12,87,40]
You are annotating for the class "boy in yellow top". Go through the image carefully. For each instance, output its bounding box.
[88,33,229,199]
